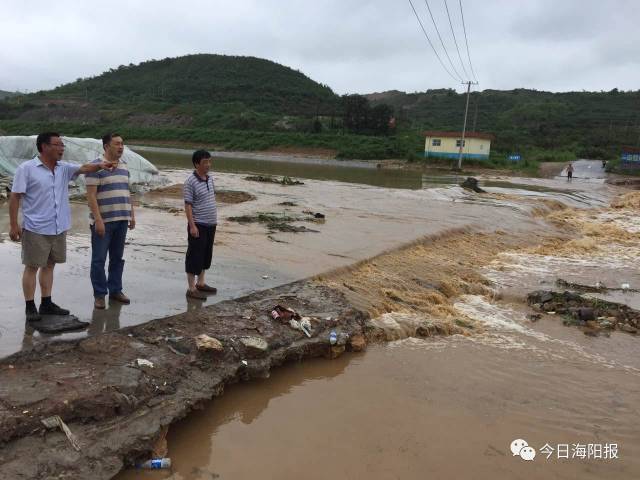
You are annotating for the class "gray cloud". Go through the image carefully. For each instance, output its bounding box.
[0,0,638,95]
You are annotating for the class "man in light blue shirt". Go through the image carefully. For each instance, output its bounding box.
[9,132,113,322]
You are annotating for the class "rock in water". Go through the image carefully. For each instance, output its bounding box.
[460,177,485,193]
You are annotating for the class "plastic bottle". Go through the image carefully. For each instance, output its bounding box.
[329,330,337,345]
[136,458,172,469]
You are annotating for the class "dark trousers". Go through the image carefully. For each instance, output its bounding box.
[90,220,128,297]
[186,224,216,275]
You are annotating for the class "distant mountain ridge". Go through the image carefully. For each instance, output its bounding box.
[0,55,638,161]
[51,54,340,115]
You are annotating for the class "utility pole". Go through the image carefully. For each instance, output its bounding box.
[457,80,478,171]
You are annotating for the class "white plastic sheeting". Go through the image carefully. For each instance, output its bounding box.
[0,136,160,189]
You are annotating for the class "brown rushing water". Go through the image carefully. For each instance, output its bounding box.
[3,151,594,358]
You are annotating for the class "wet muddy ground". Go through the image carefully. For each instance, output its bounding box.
[0,161,579,358]
[1,154,638,479]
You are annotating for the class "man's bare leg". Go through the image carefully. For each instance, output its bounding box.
[187,273,197,291]
[23,266,40,321]
[196,270,205,288]
[38,262,54,298]
[22,266,38,301]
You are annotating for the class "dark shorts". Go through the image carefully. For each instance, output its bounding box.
[185,224,216,275]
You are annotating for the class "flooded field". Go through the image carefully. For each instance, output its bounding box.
[1,150,637,479]
[0,150,575,357]
[134,146,426,190]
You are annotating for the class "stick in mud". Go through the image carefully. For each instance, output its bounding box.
[41,416,82,451]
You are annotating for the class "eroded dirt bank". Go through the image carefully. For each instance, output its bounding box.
[0,282,369,479]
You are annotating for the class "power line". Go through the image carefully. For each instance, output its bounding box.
[407,0,461,83]
[443,0,470,81]
[422,0,463,81]
[458,0,478,82]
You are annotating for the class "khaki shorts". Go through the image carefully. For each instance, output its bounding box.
[21,230,67,267]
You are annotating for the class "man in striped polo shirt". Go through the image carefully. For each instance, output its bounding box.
[184,149,218,300]
[85,133,135,309]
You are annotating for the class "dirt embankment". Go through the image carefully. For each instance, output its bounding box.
[0,282,369,480]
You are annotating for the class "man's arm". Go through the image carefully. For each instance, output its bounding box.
[86,185,105,237]
[184,180,198,238]
[128,201,136,230]
[76,159,113,175]
[9,192,22,241]
[185,203,198,238]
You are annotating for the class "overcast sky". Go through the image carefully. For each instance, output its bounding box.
[1,0,638,95]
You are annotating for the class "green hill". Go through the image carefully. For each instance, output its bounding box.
[0,54,341,131]
[1,54,640,163]
[54,54,339,114]
[366,88,640,160]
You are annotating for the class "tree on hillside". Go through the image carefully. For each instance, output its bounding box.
[342,94,369,134]
[369,104,394,135]
[342,94,394,135]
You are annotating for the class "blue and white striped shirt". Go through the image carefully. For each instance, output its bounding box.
[184,172,217,226]
[85,158,131,224]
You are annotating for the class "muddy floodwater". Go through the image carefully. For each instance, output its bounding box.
[1,149,586,358]
[116,329,639,480]
[1,150,638,479]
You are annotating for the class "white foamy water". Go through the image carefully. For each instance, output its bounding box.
[484,247,640,290]
[453,294,640,374]
[454,294,546,339]
[369,312,434,341]
[595,210,640,233]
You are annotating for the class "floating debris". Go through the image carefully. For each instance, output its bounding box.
[245,175,304,186]
[41,415,82,451]
[228,212,320,233]
[460,177,485,193]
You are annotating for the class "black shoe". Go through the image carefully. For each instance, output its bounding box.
[39,302,70,316]
[26,310,42,322]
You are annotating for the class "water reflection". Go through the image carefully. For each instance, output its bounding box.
[115,354,351,480]
[186,295,207,312]
[136,147,424,190]
[88,301,123,335]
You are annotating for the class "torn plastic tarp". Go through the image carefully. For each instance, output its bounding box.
[0,135,162,191]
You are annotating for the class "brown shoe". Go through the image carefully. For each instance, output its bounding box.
[186,289,207,300]
[196,284,217,294]
[109,292,130,304]
[94,297,106,310]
